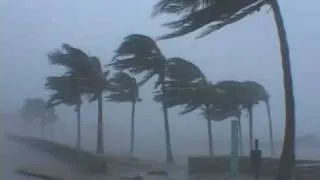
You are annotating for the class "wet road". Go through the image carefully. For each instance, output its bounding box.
[2,136,70,180]
[1,118,319,180]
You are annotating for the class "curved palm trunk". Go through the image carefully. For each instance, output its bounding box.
[248,105,254,151]
[270,1,296,179]
[96,92,104,154]
[265,100,275,156]
[237,116,244,156]
[206,118,214,156]
[76,104,81,149]
[130,101,136,154]
[161,82,174,163]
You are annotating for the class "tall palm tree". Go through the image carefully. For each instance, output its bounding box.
[163,61,216,155]
[45,75,83,149]
[155,59,242,156]
[106,71,141,154]
[48,44,110,154]
[241,81,275,156]
[86,57,111,154]
[152,1,295,179]
[215,80,275,156]
[109,34,175,162]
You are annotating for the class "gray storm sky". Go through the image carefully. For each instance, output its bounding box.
[1,0,319,140]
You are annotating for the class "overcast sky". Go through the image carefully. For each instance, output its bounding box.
[1,0,319,142]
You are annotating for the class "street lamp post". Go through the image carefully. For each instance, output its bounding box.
[250,139,262,180]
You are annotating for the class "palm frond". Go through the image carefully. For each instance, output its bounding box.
[154,80,214,114]
[179,103,202,114]
[48,44,91,76]
[46,99,64,108]
[45,75,82,108]
[105,91,133,103]
[154,82,197,108]
[196,0,266,38]
[154,0,266,40]
[166,57,205,82]
[88,93,99,102]
[109,72,137,90]
[152,0,215,16]
[214,80,269,109]
[106,71,140,103]
[115,34,161,56]
[241,80,269,103]
[110,34,167,88]
[201,104,241,121]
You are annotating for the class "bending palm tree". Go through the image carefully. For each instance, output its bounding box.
[216,80,275,156]
[45,75,83,149]
[154,57,218,155]
[106,71,141,154]
[86,57,111,154]
[109,34,174,162]
[202,103,242,153]
[241,81,275,156]
[156,59,242,156]
[48,44,110,154]
[152,1,295,179]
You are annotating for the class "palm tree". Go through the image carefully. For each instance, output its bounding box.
[202,103,243,155]
[48,44,110,154]
[45,75,83,148]
[105,71,141,154]
[19,98,57,137]
[200,87,243,156]
[152,1,295,179]
[216,80,275,156]
[162,60,217,155]
[86,56,111,154]
[155,58,242,156]
[109,34,175,162]
[240,81,275,156]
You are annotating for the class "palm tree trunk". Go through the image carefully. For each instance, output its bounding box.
[270,1,296,179]
[162,104,174,163]
[76,104,81,149]
[161,82,174,163]
[248,106,254,150]
[130,102,136,154]
[96,92,104,154]
[237,117,244,156]
[207,118,214,156]
[265,100,275,156]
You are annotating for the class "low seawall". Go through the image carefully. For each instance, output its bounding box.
[188,156,320,177]
[7,134,107,173]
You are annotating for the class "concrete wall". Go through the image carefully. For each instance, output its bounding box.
[7,135,107,173]
[188,156,320,177]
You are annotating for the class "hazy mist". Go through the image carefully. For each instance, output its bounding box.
[1,0,320,162]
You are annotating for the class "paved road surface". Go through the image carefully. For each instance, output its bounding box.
[3,136,275,180]
[2,136,70,180]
